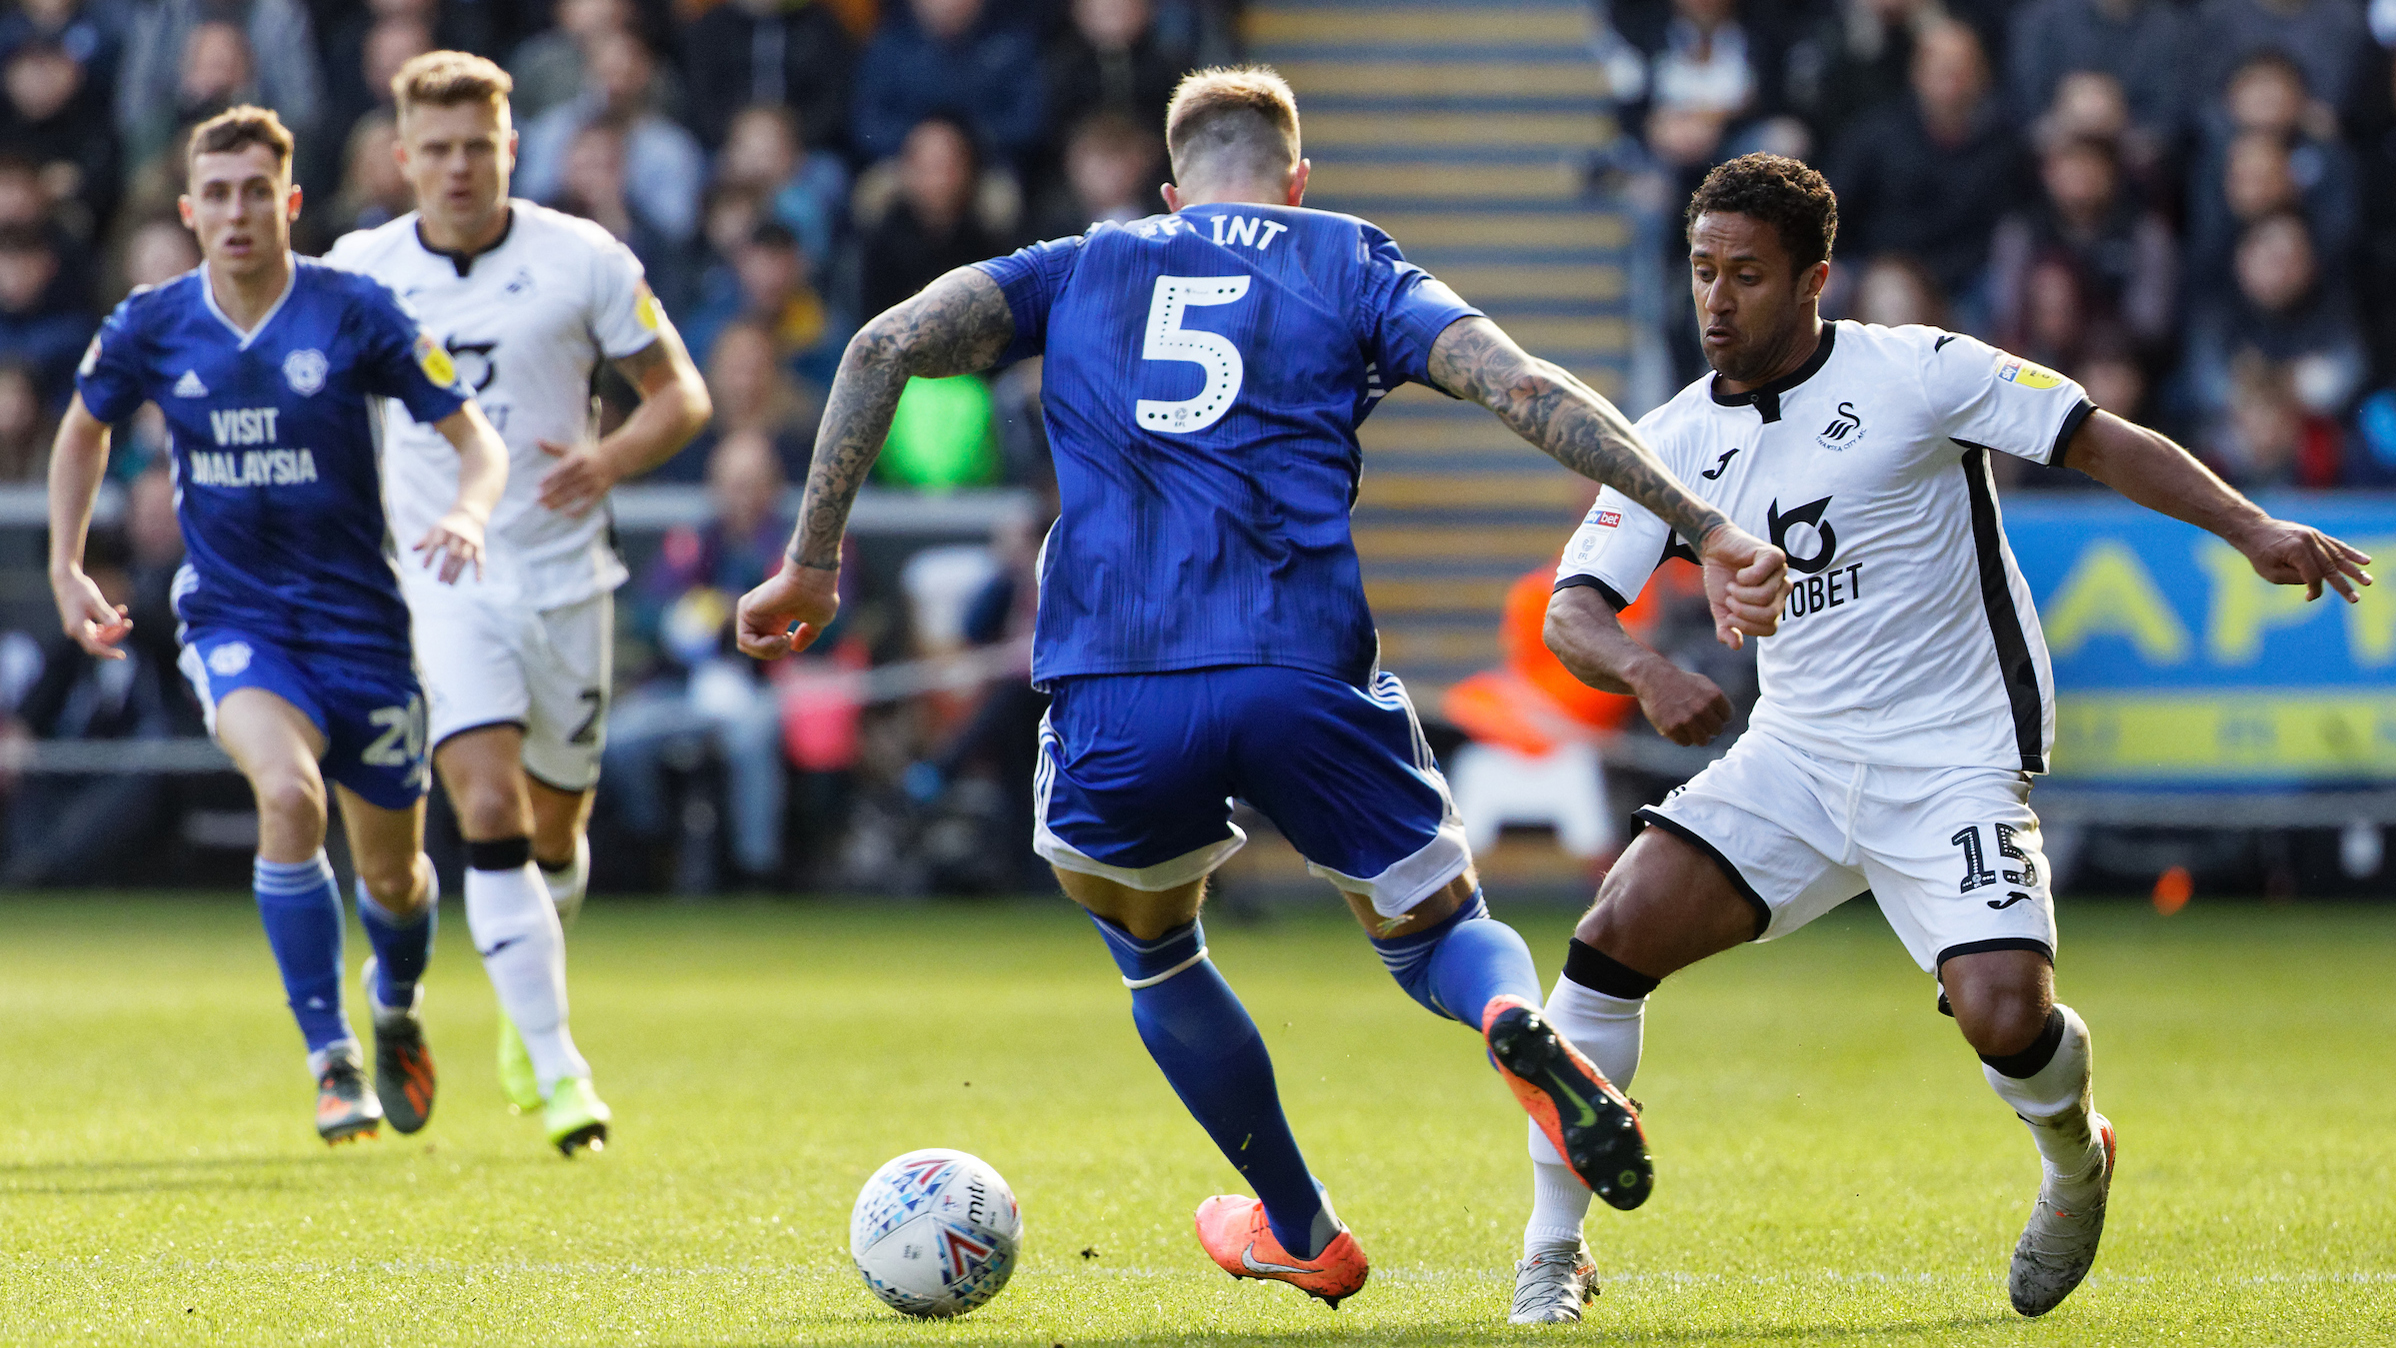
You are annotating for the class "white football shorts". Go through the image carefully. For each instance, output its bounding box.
[1639,729,2056,974]
[403,579,614,792]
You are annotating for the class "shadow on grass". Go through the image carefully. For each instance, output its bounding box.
[738,1309,2027,1347]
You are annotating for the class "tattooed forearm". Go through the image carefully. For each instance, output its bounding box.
[1426,316,1729,545]
[786,266,1016,569]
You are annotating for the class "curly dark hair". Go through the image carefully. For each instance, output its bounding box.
[1685,153,1838,272]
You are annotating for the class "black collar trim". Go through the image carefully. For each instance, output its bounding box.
[415,206,514,279]
[1709,321,1836,424]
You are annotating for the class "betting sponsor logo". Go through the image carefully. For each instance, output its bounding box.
[1593,510,1622,529]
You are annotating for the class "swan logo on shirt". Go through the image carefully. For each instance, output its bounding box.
[1816,401,1862,451]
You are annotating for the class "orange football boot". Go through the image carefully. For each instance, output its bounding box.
[1193,1195,1369,1309]
[1483,993,1652,1210]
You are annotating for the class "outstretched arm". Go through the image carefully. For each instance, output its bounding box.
[1545,584,1734,745]
[2065,409,2372,602]
[736,266,1016,658]
[1428,315,1790,646]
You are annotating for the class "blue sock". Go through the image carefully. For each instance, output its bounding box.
[1088,912,1336,1259]
[355,866,436,1013]
[1370,888,1542,1024]
[253,853,352,1054]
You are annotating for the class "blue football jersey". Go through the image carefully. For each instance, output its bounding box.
[978,203,1479,686]
[76,258,470,659]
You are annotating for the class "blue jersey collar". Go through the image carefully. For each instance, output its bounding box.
[198,256,298,351]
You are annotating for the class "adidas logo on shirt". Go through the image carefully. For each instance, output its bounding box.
[173,370,209,398]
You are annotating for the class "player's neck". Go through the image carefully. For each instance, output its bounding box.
[206,251,294,334]
[1714,317,1826,396]
[418,201,512,259]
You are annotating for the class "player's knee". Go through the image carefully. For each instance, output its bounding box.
[249,766,326,837]
[1949,982,2053,1058]
[449,776,530,840]
[355,853,422,913]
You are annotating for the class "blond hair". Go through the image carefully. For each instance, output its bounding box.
[391,49,512,122]
[187,105,295,176]
[1164,66,1300,183]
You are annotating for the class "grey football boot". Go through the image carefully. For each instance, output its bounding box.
[2009,1112,2116,1315]
[1510,1243,1598,1324]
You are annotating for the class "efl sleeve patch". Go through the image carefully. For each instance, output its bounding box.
[413,332,459,388]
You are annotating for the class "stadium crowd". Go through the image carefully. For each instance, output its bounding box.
[1598,0,2396,491]
[0,0,2389,893]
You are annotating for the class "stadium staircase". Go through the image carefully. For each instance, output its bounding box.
[1244,0,1630,701]
[1230,0,1634,891]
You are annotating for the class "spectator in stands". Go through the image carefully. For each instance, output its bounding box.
[319,2,433,156]
[507,0,680,125]
[547,120,689,309]
[603,431,796,887]
[859,115,1000,319]
[682,0,853,153]
[117,213,196,293]
[717,103,850,271]
[691,318,820,481]
[328,111,411,236]
[1988,135,2175,356]
[1848,252,1948,328]
[1032,110,1161,239]
[1828,19,2021,318]
[1605,0,1793,173]
[0,360,51,480]
[517,27,705,244]
[1,37,120,240]
[0,527,182,888]
[2211,350,2345,486]
[682,220,843,386]
[115,0,317,161]
[2188,0,2377,134]
[1784,0,1940,153]
[851,0,1045,170]
[0,0,127,94]
[0,225,89,406]
[2006,0,2186,147]
[2189,52,2359,285]
[2185,212,2368,453]
[1044,0,1192,150]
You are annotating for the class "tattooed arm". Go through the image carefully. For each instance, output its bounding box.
[1428,315,1725,544]
[1426,315,1792,647]
[735,266,1016,658]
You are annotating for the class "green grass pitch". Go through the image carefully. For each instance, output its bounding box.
[2,894,2392,1346]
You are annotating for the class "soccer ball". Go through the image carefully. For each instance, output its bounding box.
[849,1148,1023,1317]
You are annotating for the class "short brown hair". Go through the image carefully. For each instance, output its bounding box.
[391,49,512,121]
[187,105,295,175]
[1686,153,1839,272]
[1164,66,1300,182]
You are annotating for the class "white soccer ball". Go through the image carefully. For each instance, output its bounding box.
[849,1148,1023,1317]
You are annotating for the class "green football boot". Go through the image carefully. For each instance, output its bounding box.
[544,1077,611,1157]
[496,1014,542,1113]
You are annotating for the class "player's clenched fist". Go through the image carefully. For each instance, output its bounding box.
[737,561,841,660]
[1697,524,1791,650]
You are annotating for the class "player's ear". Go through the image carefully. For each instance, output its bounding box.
[285,182,303,223]
[1799,259,1828,304]
[176,195,194,230]
[1286,158,1310,207]
[1160,181,1183,212]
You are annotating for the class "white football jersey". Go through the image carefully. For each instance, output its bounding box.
[325,201,661,608]
[1557,321,2095,773]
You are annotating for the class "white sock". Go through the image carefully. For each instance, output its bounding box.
[1522,974,1645,1252]
[464,860,590,1093]
[540,834,591,924]
[1982,1003,2103,1196]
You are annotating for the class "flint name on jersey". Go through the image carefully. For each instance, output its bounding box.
[1556,322,2094,773]
[979,202,1479,687]
[75,258,469,658]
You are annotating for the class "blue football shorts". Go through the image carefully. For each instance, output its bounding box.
[1034,664,1471,918]
[178,628,431,810]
